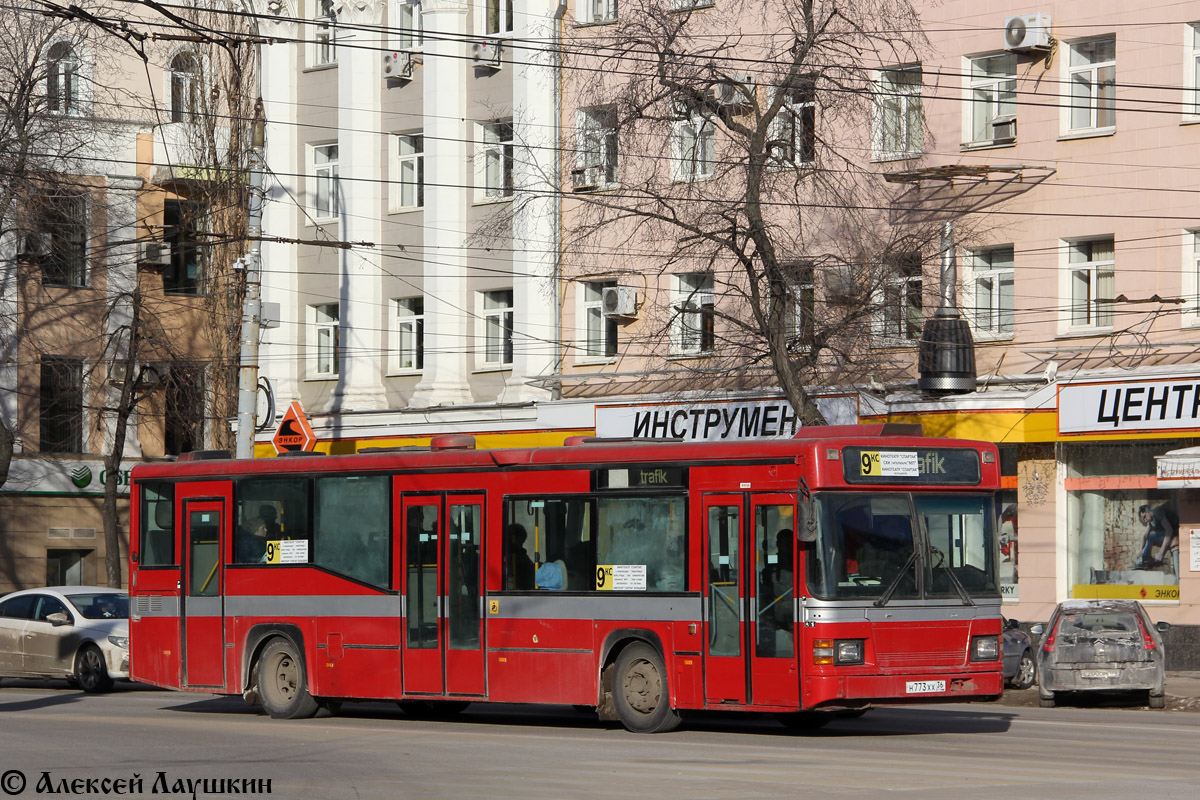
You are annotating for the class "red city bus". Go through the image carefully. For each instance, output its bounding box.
[128,424,1004,732]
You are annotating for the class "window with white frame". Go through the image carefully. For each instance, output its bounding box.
[574,106,618,189]
[46,41,81,115]
[312,303,340,377]
[484,0,514,35]
[311,0,338,66]
[872,66,922,160]
[310,143,339,221]
[481,289,514,367]
[671,0,715,9]
[581,281,618,360]
[671,112,714,182]
[967,54,1016,145]
[1067,36,1115,132]
[393,0,423,50]
[481,121,514,200]
[1185,230,1200,326]
[674,273,715,355]
[768,78,816,167]
[1188,24,1200,118]
[789,262,815,350]
[395,297,424,371]
[1066,238,1114,329]
[879,252,923,341]
[968,246,1014,336]
[579,0,617,24]
[169,52,200,123]
[391,133,424,211]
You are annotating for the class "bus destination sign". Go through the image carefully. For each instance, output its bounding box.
[842,447,981,485]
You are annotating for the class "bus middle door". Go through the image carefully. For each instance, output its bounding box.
[180,494,226,689]
[399,493,486,698]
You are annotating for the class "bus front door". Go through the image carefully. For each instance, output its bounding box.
[703,494,800,708]
[399,494,485,698]
[181,499,226,689]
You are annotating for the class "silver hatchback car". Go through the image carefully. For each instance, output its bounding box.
[1033,599,1169,708]
[0,586,130,693]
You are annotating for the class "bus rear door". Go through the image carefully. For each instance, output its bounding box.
[398,493,485,698]
[702,493,800,709]
[179,488,227,689]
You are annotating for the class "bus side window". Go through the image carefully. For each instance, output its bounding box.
[234,477,311,564]
[140,483,176,567]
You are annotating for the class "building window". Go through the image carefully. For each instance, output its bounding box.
[880,252,923,341]
[311,0,338,66]
[1065,443,1183,596]
[789,262,816,350]
[674,273,715,355]
[40,357,83,454]
[573,106,618,189]
[169,52,199,123]
[872,65,922,160]
[1189,24,1200,118]
[1185,230,1200,326]
[968,246,1014,336]
[671,113,714,182]
[391,133,424,211]
[310,143,339,221]
[671,0,715,9]
[1067,36,1116,132]
[484,0,514,35]
[393,0,423,49]
[164,366,204,455]
[481,289,514,366]
[46,41,81,115]
[968,54,1016,145]
[1067,238,1114,329]
[481,121,514,200]
[162,199,204,295]
[579,0,617,24]
[395,297,424,372]
[27,192,88,288]
[768,77,816,167]
[313,303,340,377]
[581,281,617,360]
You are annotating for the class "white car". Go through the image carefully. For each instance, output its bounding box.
[0,586,130,693]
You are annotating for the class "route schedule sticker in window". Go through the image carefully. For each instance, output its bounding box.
[595,564,647,591]
[859,450,919,477]
[266,539,309,564]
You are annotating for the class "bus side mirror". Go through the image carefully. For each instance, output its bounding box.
[797,500,818,543]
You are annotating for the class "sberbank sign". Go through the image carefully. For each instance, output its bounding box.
[0,459,132,496]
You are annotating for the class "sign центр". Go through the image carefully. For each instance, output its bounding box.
[1059,379,1200,434]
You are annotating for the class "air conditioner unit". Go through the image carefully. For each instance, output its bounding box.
[990,114,1017,143]
[571,167,599,192]
[670,97,694,120]
[601,285,637,318]
[139,241,171,266]
[472,38,503,71]
[1003,13,1052,53]
[713,73,756,107]
[108,362,129,387]
[383,51,415,81]
[17,232,51,259]
[694,293,715,309]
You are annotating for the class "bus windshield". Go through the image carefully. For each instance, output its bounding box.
[806,493,997,602]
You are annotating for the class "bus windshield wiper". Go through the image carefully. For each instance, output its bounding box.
[873,550,919,608]
[930,547,974,606]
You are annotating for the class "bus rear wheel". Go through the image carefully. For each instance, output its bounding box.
[258,638,319,719]
[613,643,680,733]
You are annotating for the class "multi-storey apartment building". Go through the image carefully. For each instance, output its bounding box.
[250,1,1200,659]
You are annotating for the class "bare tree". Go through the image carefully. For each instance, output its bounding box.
[557,0,948,422]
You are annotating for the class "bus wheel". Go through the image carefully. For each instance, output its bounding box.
[258,638,319,719]
[76,644,113,694]
[613,643,680,733]
[776,711,833,730]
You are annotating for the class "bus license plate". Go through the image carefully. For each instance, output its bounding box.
[905,680,946,694]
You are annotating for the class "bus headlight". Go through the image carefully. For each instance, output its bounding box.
[970,635,1000,662]
[835,639,864,665]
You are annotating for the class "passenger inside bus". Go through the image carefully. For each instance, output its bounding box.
[506,524,535,589]
[236,505,280,563]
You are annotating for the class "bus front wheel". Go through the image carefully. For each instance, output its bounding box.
[613,642,681,733]
[258,638,319,720]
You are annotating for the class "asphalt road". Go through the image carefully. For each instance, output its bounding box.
[3,681,1200,799]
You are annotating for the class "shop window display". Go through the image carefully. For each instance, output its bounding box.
[1064,442,1188,599]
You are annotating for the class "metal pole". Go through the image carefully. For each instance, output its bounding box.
[235,93,266,459]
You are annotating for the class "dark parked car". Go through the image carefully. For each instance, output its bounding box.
[1032,599,1169,708]
[1002,618,1036,689]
